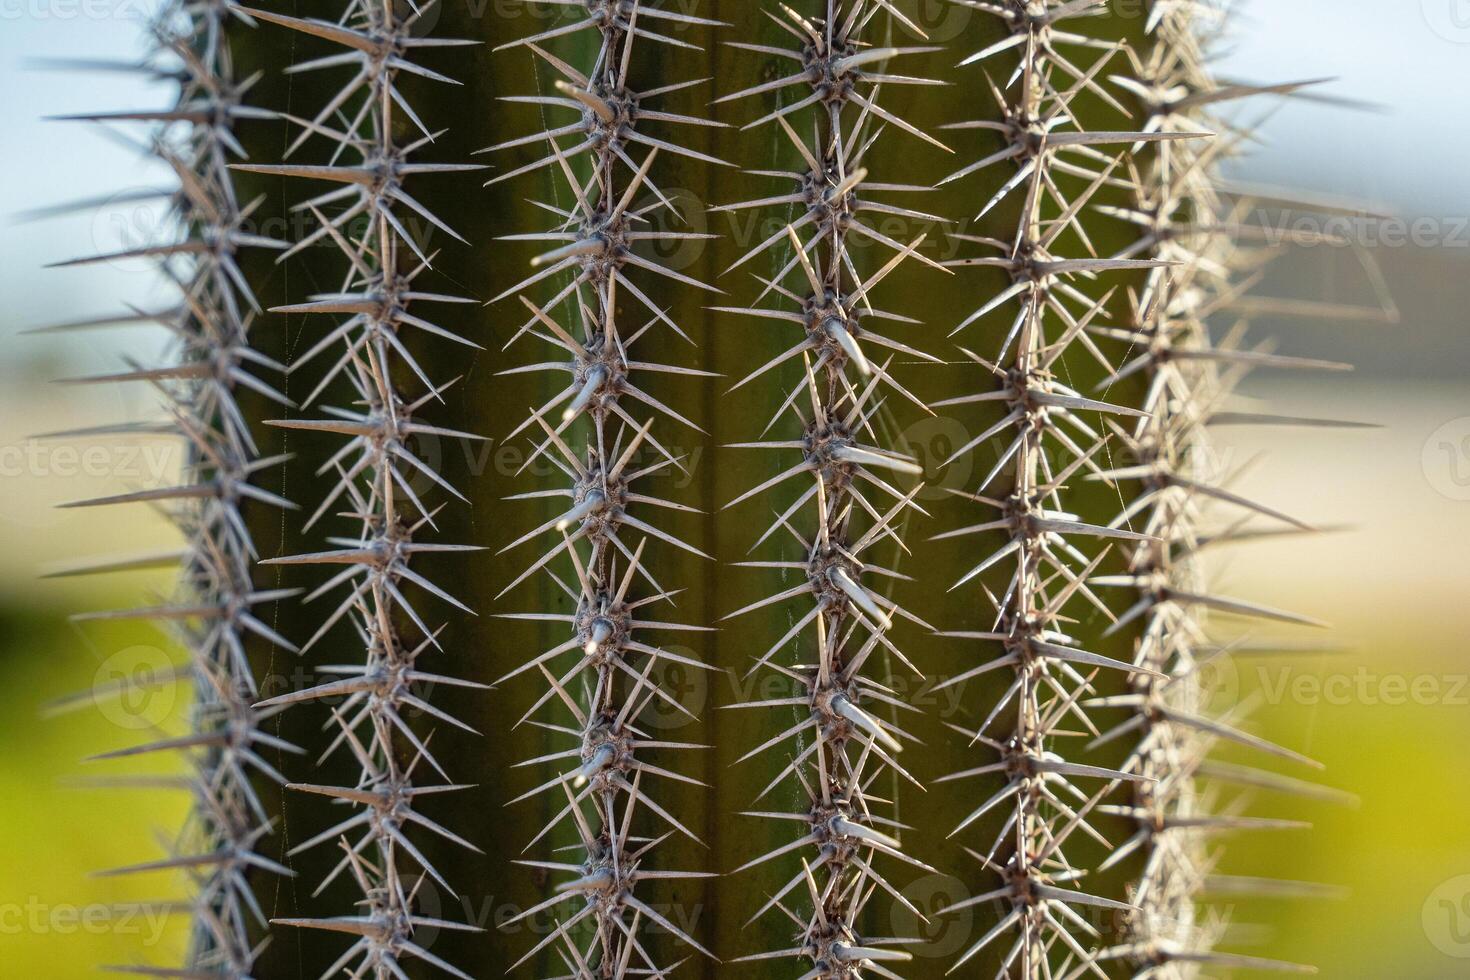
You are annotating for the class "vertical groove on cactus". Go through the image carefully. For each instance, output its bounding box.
[232,2,485,974]
[716,2,947,971]
[48,2,291,975]
[487,1,724,971]
[930,2,1211,974]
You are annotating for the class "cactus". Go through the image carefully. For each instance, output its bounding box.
[921,2,1216,972]
[1085,6,1365,975]
[41,2,1379,976]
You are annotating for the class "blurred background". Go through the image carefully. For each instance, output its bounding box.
[1,0,1467,976]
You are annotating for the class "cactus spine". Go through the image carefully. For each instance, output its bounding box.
[488,1,725,972]
[230,1,485,974]
[1098,9,1235,973]
[159,14,295,974]
[717,1,949,971]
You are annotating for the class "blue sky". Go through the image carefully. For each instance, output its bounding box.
[1,0,1465,375]
[1217,0,1470,216]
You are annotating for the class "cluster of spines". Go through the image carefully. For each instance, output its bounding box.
[1083,5,1371,976]
[487,1,724,973]
[926,1,1222,974]
[41,2,296,975]
[230,2,486,975]
[715,2,950,973]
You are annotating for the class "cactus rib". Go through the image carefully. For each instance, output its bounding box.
[47,1,293,975]
[239,1,485,974]
[489,0,722,972]
[929,2,1206,974]
[718,1,947,973]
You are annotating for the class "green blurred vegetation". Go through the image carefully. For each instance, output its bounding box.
[0,600,189,974]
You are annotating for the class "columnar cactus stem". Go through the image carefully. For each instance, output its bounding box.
[488,1,724,972]
[929,2,1209,974]
[163,15,296,975]
[717,1,948,972]
[41,4,1367,974]
[49,2,292,975]
[232,2,485,974]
